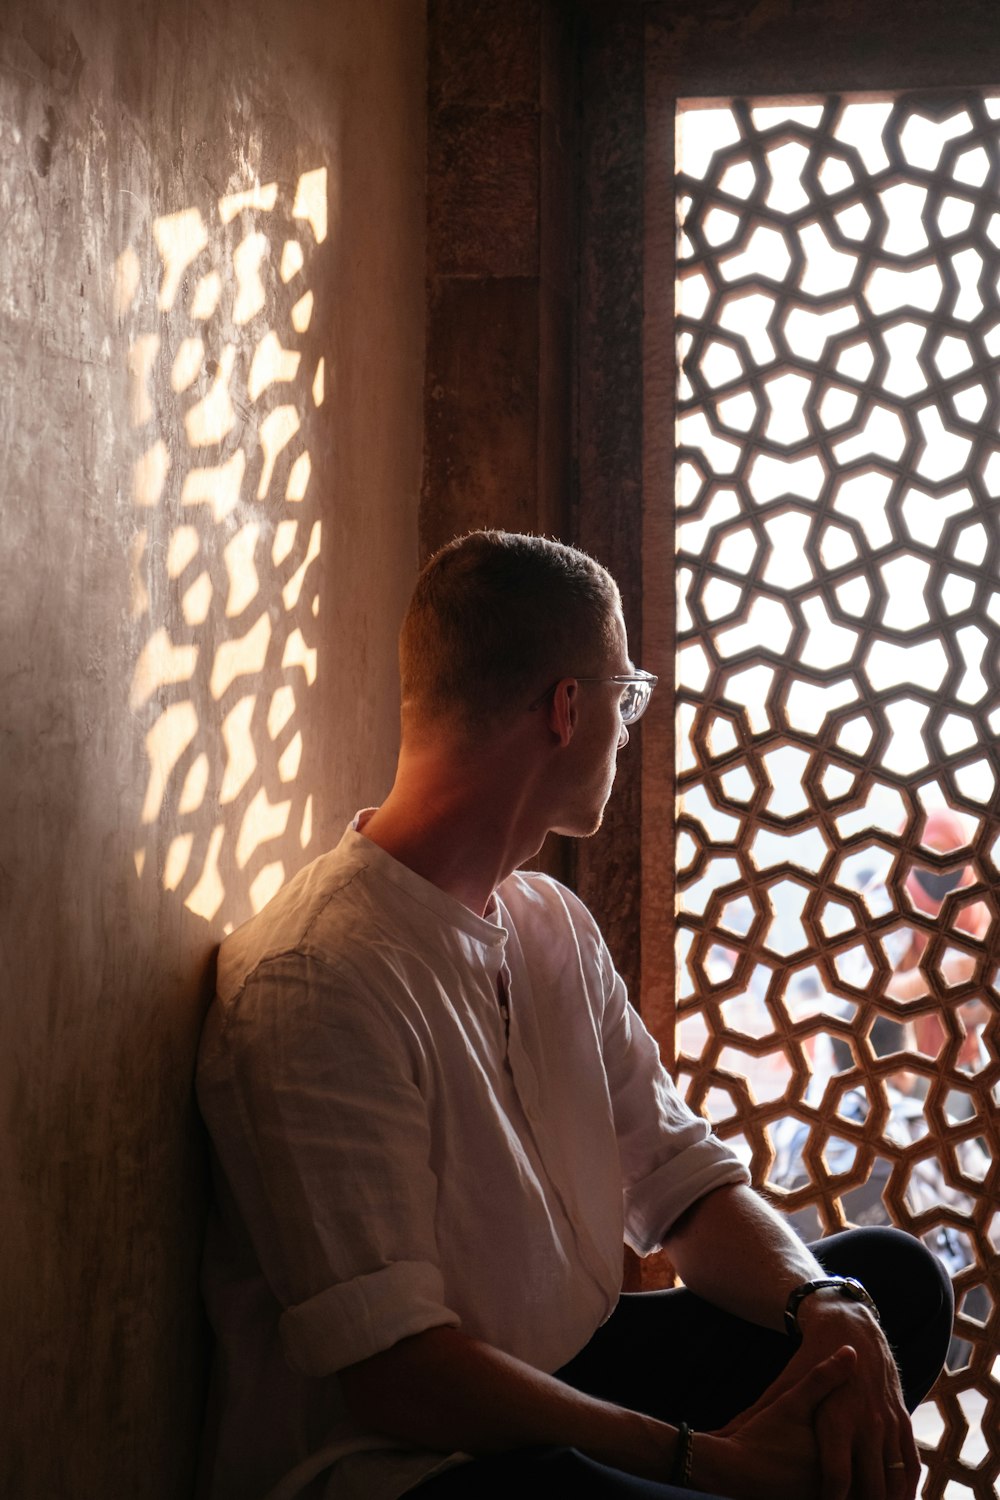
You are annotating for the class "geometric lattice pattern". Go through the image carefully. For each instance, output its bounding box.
[675,94,1000,1496]
[121,171,328,929]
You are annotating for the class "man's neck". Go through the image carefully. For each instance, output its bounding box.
[360,740,550,916]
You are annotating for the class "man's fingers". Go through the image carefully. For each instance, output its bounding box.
[815,1386,860,1500]
[780,1344,856,1417]
[723,1345,857,1435]
[885,1411,920,1500]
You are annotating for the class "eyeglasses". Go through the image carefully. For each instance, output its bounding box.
[528,669,658,725]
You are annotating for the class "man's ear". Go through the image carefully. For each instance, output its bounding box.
[547,678,578,748]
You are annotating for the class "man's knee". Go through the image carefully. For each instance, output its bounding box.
[813,1225,954,1407]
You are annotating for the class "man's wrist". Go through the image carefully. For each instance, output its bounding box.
[784,1276,879,1339]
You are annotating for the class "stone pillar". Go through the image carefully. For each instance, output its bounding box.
[423,0,577,557]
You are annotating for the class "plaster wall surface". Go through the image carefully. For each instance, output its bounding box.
[0,1,426,1493]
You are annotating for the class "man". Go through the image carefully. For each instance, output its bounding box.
[197,532,952,1500]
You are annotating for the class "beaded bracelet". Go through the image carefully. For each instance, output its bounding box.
[669,1420,694,1487]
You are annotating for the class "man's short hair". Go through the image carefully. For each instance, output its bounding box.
[400,531,621,732]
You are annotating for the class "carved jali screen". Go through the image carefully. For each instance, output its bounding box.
[674,93,999,1494]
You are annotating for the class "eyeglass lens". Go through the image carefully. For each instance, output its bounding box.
[620,679,653,724]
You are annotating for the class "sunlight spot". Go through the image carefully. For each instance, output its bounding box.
[134,439,171,508]
[223,523,260,618]
[182,449,247,522]
[818,156,853,194]
[280,239,304,282]
[153,208,209,312]
[784,304,858,361]
[178,752,210,815]
[130,630,198,710]
[880,181,929,255]
[882,699,930,775]
[163,833,195,891]
[185,344,237,447]
[140,702,199,823]
[167,525,200,579]
[272,520,298,567]
[282,626,318,685]
[129,531,149,619]
[865,638,948,691]
[312,357,325,407]
[285,450,311,502]
[300,794,314,849]
[866,262,943,315]
[237,787,293,869]
[835,101,892,174]
[800,221,858,295]
[800,596,858,670]
[915,404,972,482]
[282,521,321,610]
[832,403,906,464]
[278,731,302,783]
[293,167,328,244]
[232,232,269,324]
[258,405,301,499]
[171,337,205,393]
[678,269,712,318]
[182,572,213,626]
[720,225,792,285]
[250,861,286,913]
[899,109,972,171]
[113,245,141,318]
[291,290,314,332]
[190,270,222,319]
[765,140,810,213]
[210,612,272,700]
[185,825,226,922]
[248,330,301,401]
[220,696,256,804]
[267,685,296,738]
[677,106,742,180]
[218,180,278,224]
[785,679,858,735]
[129,334,160,426]
[133,848,146,879]
[881,321,927,397]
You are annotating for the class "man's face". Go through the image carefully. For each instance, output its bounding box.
[550,607,634,838]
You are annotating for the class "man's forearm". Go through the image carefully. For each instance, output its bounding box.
[341,1315,859,1500]
[664,1182,826,1331]
[339,1323,679,1480]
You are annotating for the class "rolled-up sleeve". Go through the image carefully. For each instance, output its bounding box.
[197,952,461,1377]
[279,1259,455,1376]
[598,958,750,1256]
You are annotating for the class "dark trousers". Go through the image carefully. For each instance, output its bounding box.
[412,1227,954,1498]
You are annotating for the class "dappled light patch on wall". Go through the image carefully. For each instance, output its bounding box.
[676,92,1000,1495]
[119,168,329,927]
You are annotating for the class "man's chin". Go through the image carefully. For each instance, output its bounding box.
[552,808,607,839]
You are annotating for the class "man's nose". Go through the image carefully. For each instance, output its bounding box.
[618,723,630,749]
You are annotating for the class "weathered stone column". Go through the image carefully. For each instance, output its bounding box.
[423,0,577,557]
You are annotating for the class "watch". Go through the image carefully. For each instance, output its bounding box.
[784,1276,880,1338]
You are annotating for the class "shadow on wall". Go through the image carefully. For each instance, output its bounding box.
[120,164,331,932]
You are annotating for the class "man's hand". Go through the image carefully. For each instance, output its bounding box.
[723,1294,919,1499]
[663,1185,921,1498]
[791,1294,919,1499]
[693,1346,857,1500]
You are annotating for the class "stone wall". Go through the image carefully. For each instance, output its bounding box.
[0,2,426,1493]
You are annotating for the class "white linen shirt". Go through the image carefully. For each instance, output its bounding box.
[196,822,748,1500]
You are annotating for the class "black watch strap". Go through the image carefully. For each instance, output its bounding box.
[784,1276,880,1338]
